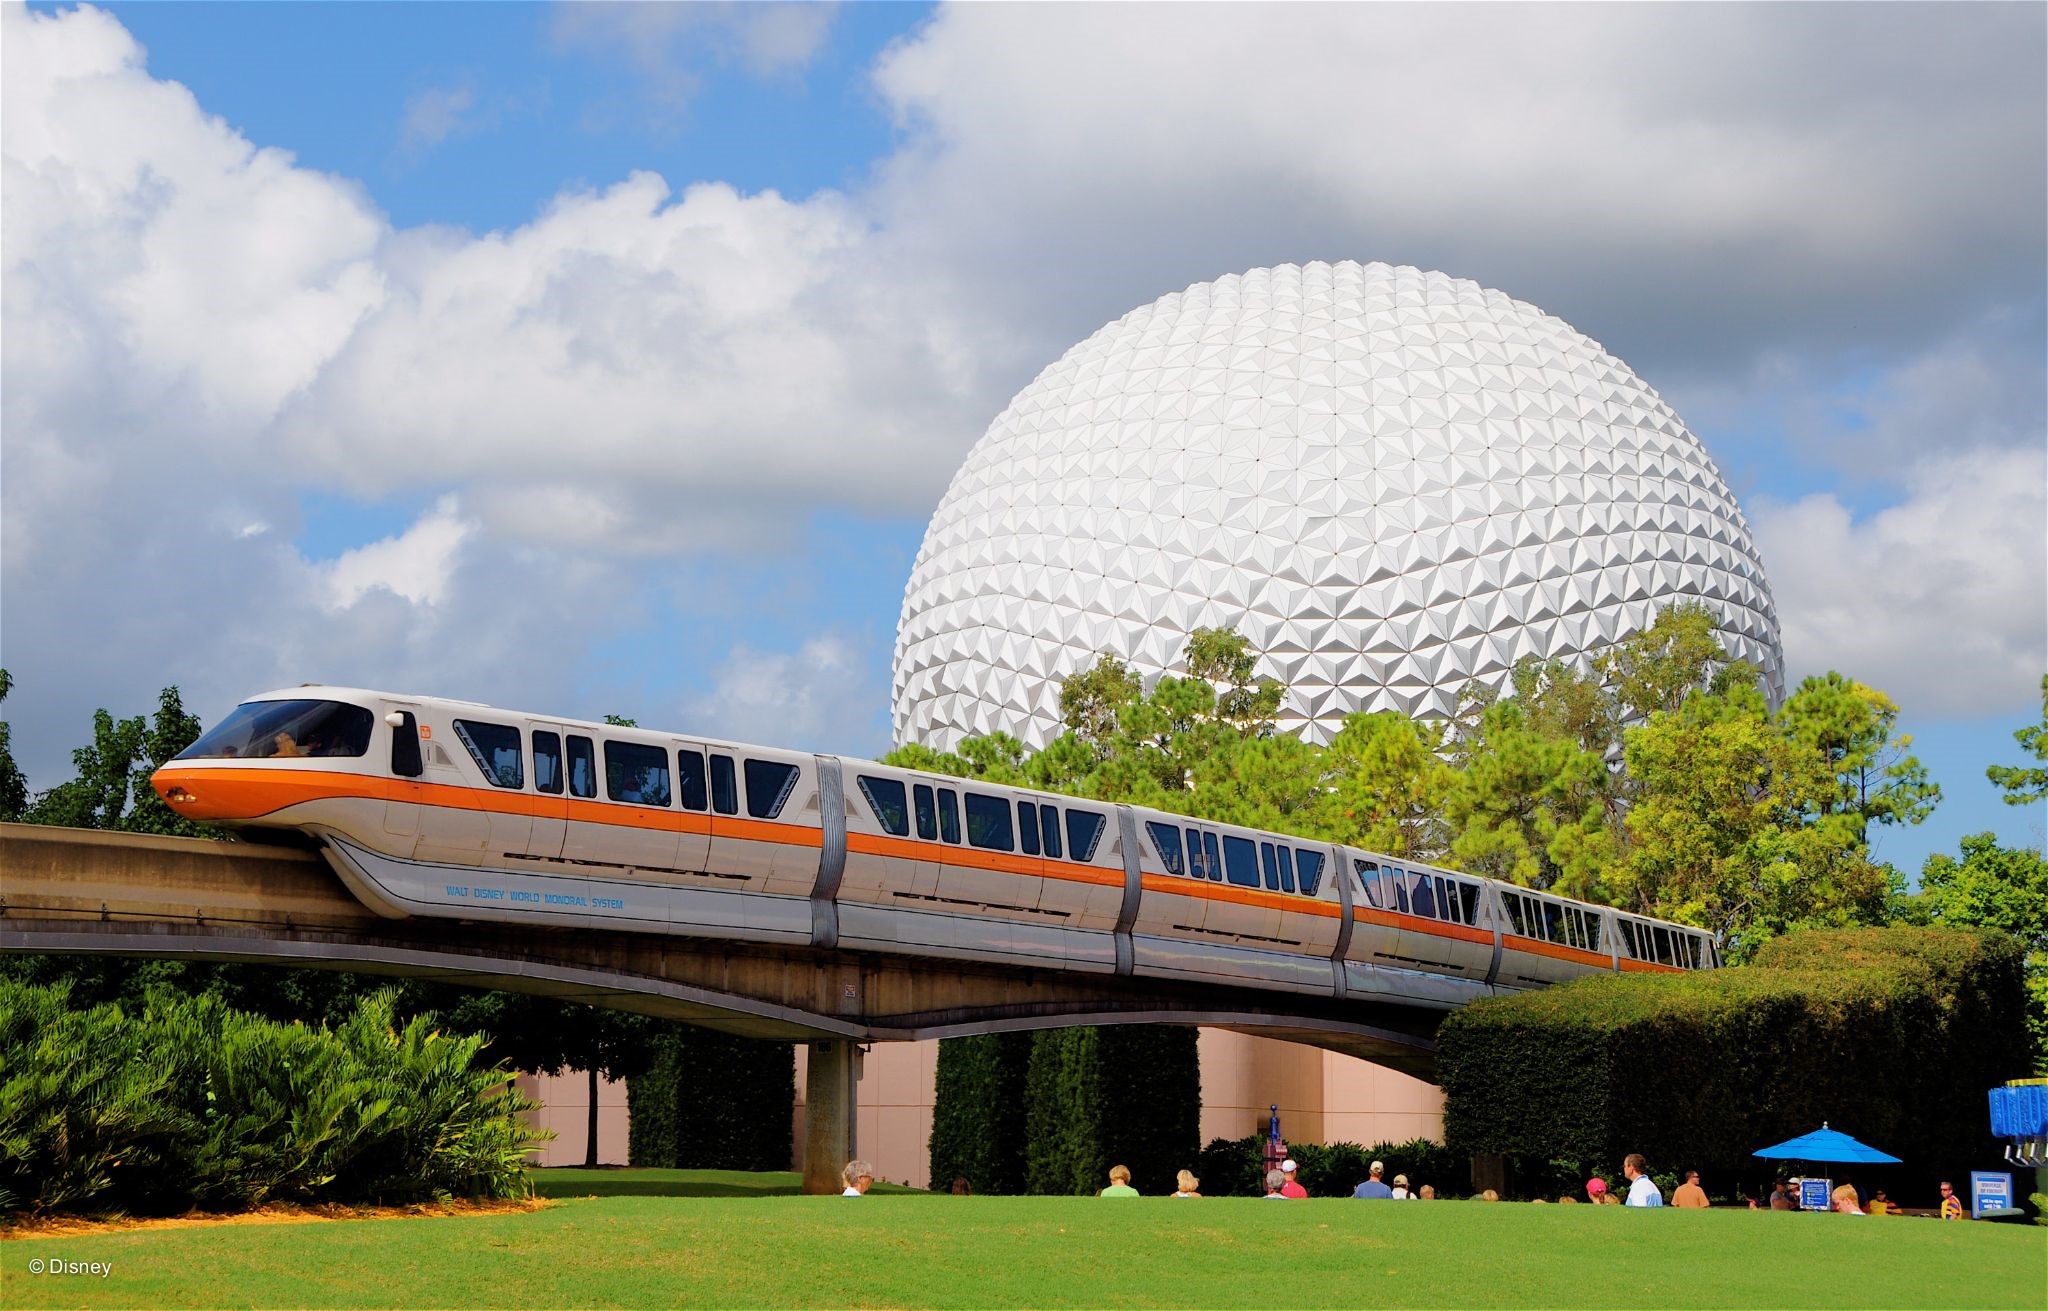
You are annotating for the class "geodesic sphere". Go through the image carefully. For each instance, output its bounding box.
[892,261,1783,751]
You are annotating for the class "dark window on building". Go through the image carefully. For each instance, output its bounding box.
[533,731,562,795]
[1222,835,1259,888]
[937,788,961,844]
[913,784,937,840]
[1016,801,1040,855]
[965,792,1014,851]
[744,759,799,819]
[1066,810,1106,862]
[1148,822,1185,876]
[604,740,671,806]
[1040,806,1062,859]
[678,750,708,811]
[567,736,596,798]
[1296,849,1324,897]
[454,720,523,789]
[858,776,909,836]
[1353,860,1380,907]
[711,754,738,816]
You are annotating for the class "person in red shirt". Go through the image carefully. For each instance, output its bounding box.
[1279,1159,1308,1198]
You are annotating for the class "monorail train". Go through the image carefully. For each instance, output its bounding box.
[150,687,1718,1009]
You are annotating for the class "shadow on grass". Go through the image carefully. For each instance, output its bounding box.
[532,1168,924,1199]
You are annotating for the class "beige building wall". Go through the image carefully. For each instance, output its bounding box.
[516,1069,630,1167]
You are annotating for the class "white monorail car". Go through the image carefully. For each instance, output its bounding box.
[151,687,1717,1010]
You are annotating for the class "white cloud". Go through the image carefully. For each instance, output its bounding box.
[552,1,838,110]
[319,496,477,609]
[399,81,480,156]
[1753,445,2047,719]
[678,635,889,755]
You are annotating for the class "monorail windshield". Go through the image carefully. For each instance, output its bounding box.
[176,699,375,761]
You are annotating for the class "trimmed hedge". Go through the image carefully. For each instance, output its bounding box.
[0,980,541,1216]
[928,1033,1033,1194]
[626,1026,794,1171]
[1194,1135,1466,1197]
[1020,1025,1201,1196]
[1438,927,2032,1199]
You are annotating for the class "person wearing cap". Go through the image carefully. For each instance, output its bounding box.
[1672,1170,1709,1208]
[1391,1173,1412,1200]
[1622,1154,1664,1207]
[1352,1160,1394,1199]
[1279,1158,1308,1199]
[1585,1177,1609,1203]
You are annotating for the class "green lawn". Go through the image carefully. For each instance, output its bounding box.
[5,1192,2042,1309]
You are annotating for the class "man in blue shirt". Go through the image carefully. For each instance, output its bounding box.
[1353,1160,1394,1198]
[1623,1154,1664,1207]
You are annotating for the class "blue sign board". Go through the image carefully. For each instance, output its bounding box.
[1797,1178,1832,1211]
[1969,1171,2013,1218]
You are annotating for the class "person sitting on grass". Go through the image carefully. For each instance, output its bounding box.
[1391,1173,1412,1200]
[1832,1184,1864,1215]
[1938,1181,1965,1220]
[1100,1164,1139,1197]
[1866,1189,1894,1215]
[1352,1160,1394,1199]
[1417,1184,1436,1200]
[1585,1177,1609,1204]
[1672,1170,1709,1208]
[1263,1168,1289,1198]
[842,1160,873,1197]
[1171,1170,1201,1198]
[1279,1159,1308,1198]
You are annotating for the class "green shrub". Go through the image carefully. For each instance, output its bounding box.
[627,1027,794,1171]
[0,979,543,1216]
[1021,1026,1200,1195]
[1438,927,2032,1200]
[1196,1135,1467,1197]
[928,1033,1032,1194]
[1195,1135,1265,1197]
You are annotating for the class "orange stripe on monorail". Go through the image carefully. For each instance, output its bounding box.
[1500,933,1614,969]
[1617,957,1685,974]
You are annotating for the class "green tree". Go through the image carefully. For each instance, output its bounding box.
[1986,675,2048,806]
[24,686,213,836]
[0,670,29,822]
[1184,626,1284,738]
[1323,711,1456,859]
[1596,601,1749,722]
[1445,695,1615,896]
[1775,672,1940,841]
[1912,833,2048,1065]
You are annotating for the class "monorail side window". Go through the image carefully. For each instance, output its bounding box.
[605,741,671,807]
[1353,860,1380,907]
[568,736,596,798]
[1296,849,1324,896]
[1582,911,1602,954]
[858,776,909,837]
[1148,823,1185,876]
[1543,902,1566,945]
[1040,806,1062,859]
[1410,872,1436,919]
[1260,842,1280,891]
[1016,801,1040,855]
[937,788,961,844]
[913,784,937,840]
[678,751,708,811]
[533,732,563,795]
[1502,894,1527,937]
[964,792,1014,851]
[1459,882,1479,926]
[744,759,799,819]
[1222,835,1259,888]
[1653,926,1673,966]
[1435,877,1457,924]
[1276,845,1296,894]
[176,698,375,761]
[1066,810,1106,863]
[711,755,738,816]
[454,720,523,789]
[1388,869,1410,915]
[1186,829,1212,879]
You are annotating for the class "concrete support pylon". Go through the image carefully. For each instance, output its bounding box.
[802,1039,862,1195]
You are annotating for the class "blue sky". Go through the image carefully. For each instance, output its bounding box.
[4,1,2043,880]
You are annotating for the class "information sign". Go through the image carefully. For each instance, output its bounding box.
[1968,1171,2013,1218]
[1796,1177,1832,1211]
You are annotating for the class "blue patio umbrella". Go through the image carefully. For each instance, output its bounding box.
[1752,1122,1902,1164]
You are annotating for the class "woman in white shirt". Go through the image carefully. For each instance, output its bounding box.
[1391,1174,1412,1200]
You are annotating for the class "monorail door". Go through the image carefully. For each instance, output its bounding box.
[381,702,424,859]
[526,722,570,862]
